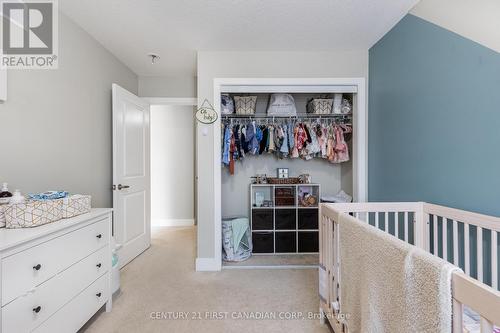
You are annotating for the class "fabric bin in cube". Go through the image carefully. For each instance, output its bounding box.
[62,195,91,218]
[5,200,63,228]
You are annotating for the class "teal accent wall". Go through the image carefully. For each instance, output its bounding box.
[369,14,500,287]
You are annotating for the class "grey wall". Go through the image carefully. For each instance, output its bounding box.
[0,13,138,208]
[138,76,197,97]
[369,14,500,285]
[197,50,368,260]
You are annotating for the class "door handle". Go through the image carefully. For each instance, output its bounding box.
[117,184,130,190]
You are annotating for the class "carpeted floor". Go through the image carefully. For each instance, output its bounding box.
[223,254,318,268]
[81,226,331,333]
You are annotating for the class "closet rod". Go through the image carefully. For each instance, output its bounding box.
[222,113,352,119]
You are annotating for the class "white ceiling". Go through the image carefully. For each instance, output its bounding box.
[411,0,500,54]
[60,0,419,77]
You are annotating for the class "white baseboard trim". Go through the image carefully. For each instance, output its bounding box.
[195,257,221,271]
[152,219,194,227]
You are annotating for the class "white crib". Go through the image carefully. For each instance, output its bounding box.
[319,202,500,333]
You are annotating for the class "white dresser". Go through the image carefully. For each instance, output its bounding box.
[0,209,113,333]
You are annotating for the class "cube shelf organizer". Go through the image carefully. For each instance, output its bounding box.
[250,184,320,254]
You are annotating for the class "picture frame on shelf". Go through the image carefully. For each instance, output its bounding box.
[277,168,289,179]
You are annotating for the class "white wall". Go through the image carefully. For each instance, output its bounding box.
[151,105,195,226]
[0,13,137,208]
[196,51,368,260]
[139,76,197,97]
[410,0,500,54]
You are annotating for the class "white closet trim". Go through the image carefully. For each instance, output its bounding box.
[208,77,368,272]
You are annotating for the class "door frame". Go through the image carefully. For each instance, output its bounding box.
[211,78,368,271]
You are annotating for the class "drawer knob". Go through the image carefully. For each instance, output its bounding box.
[96,292,102,297]
[33,264,42,271]
[96,234,102,239]
[33,306,41,313]
[96,263,102,268]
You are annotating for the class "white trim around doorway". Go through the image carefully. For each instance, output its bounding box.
[210,78,368,272]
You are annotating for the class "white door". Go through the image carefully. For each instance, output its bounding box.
[112,84,151,268]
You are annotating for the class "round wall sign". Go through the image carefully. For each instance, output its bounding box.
[195,99,218,124]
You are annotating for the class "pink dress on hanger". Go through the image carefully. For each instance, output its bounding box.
[333,126,349,163]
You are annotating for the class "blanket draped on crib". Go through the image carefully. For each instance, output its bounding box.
[338,213,460,333]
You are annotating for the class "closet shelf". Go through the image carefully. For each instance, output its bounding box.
[222,113,352,119]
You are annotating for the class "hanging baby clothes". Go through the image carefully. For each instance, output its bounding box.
[259,126,268,154]
[229,130,236,174]
[307,122,321,156]
[288,121,295,152]
[268,125,276,153]
[333,125,349,163]
[221,116,351,175]
[326,125,335,162]
[222,126,231,165]
[280,124,289,157]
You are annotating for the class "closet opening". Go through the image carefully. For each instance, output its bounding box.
[213,79,367,270]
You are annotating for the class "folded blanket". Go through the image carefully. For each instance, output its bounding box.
[28,191,69,200]
[338,213,461,333]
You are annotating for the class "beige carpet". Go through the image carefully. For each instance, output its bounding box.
[81,226,331,333]
[223,254,318,267]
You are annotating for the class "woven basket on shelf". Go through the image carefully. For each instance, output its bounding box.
[266,177,301,184]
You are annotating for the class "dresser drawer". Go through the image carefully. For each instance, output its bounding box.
[32,274,108,333]
[1,218,109,306]
[2,246,109,333]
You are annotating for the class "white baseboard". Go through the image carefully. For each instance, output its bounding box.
[195,257,221,271]
[152,218,194,227]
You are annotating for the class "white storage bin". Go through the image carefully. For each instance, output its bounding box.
[267,94,297,117]
[62,195,91,218]
[0,205,5,228]
[234,96,257,115]
[307,98,333,114]
[5,200,63,229]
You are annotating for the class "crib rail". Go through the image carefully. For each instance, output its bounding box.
[423,203,500,290]
[320,202,500,332]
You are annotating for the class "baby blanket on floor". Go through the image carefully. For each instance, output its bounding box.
[338,213,460,333]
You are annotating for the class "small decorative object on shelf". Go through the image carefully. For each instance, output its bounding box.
[255,192,265,207]
[251,174,268,184]
[266,177,301,184]
[298,174,312,184]
[0,183,13,205]
[277,168,289,179]
[262,200,273,207]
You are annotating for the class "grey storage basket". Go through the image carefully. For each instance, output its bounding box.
[307,98,333,114]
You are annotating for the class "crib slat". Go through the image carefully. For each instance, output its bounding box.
[404,212,409,242]
[433,216,438,256]
[480,316,493,333]
[443,218,448,261]
[477,227,483,282]
[452,299,463,333]
[375,213,379,230]
[384,212,388,232]
[493,231,498,290]
[453,220,459,266]
[395,212,399,239]
[464,223,470,275]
